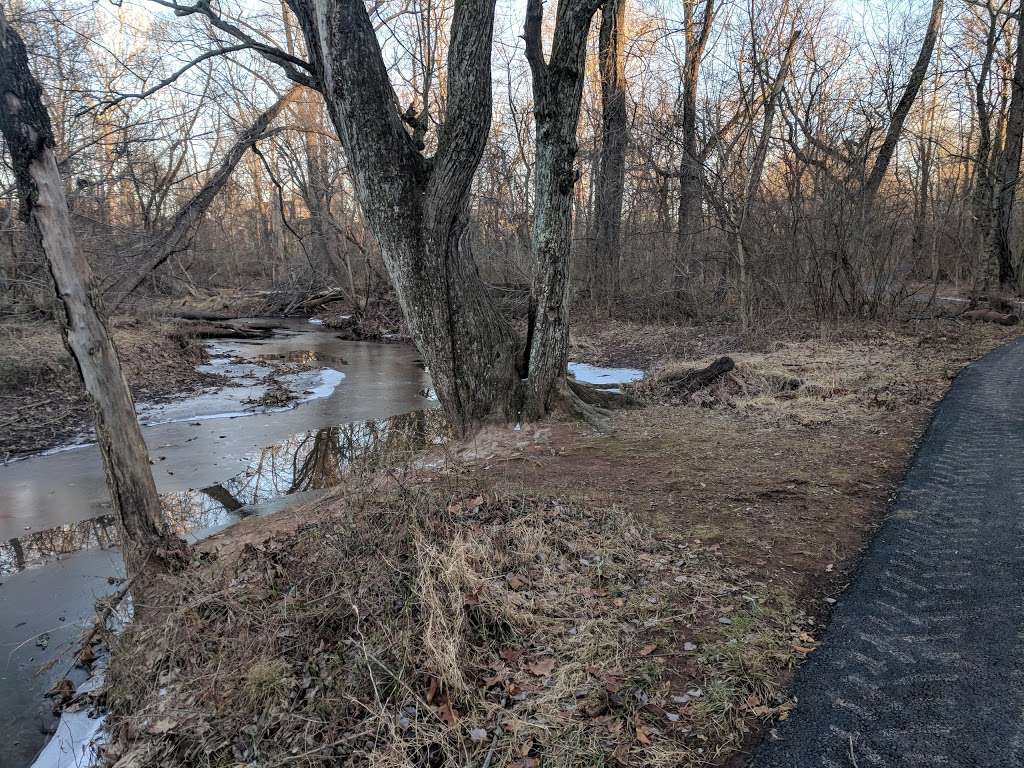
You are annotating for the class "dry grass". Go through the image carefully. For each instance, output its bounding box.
[95,316,1022,768]
[101,472,808,768]
[632,321,1018,428]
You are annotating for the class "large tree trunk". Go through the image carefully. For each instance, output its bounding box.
[0,12,185,585]
[286,0,523,434]
[592,0,628,309]
[987,0,1024,289]
[523,0,604,418]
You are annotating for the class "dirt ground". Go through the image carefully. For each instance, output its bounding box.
[0,318,215,460]
[86,315,1020,768]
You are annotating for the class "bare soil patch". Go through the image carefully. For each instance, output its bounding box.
[92,317,1018,767]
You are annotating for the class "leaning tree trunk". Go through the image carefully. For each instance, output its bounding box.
[861,0,944,206]
[987,0,1024,289]
[592,0,628,310]
[523,0,605,418]
[110,86,300,309]
[0,11,185,585]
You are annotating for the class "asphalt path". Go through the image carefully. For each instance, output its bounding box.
[750,337,1024,768]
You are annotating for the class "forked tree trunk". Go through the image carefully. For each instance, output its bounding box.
[524,0,606,418]
[174,0,596,432]
[0,12,185,585]
[285,0,523,433]
[593,0,628,309]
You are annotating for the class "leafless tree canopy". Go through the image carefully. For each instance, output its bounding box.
[4,0,1024,418]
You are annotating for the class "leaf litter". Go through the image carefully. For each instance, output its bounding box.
[99,472,806,767]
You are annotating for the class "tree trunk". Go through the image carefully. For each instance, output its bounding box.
[0,12,185,585]
[523,0,605,418]
[110,87,301,309]
[970,1,1000,232]
[987,0,1024,289]
[861,0,944,206]
[593,0,628,310]
[286,0,523,434]
[676,0,716,268]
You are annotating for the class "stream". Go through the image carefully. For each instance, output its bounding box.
[0,320,435,768]
[0,319,644,768]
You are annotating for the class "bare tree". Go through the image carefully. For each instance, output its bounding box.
[987,0,1024,287]
[0,9,185,585]
[592,0,628,309]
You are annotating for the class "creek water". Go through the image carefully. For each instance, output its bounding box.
[0,319,645,768]
[0,320,435,768]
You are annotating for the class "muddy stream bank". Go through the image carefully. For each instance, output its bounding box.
[0,320,435,768]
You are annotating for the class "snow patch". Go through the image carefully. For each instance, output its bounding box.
[568,362,644,386]
[30,671,106,768]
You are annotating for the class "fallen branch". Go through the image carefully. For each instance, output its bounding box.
[660,356,735,395]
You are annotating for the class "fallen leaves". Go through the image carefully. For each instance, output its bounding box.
[447,493,485,514]
[638,643,658,657]
[526,657,556,677]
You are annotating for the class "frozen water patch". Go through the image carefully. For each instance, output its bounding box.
[30,670,106,768]
[136,367,346,426]
[308,318,325,325]
[289,367,345,401]
[568,362,644,386]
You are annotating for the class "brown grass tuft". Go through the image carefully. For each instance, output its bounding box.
[101,472,802,768]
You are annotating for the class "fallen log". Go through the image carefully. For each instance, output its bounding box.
[660,356,735,394]
[175,320,275,340]
[164,308,239,322]
[962,309,1020,326]
[302,287,349,311]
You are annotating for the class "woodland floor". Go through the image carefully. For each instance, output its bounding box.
[83,314,1021,768]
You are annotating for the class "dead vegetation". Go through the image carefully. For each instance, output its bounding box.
[0,319,216,459]
[101,476,809,768]
[68,316,1024,767]
[590,319,1021,428]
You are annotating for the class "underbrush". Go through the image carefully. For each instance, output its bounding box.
[101,479,804,767]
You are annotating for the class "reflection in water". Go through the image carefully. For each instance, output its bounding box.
[0,410,448,577]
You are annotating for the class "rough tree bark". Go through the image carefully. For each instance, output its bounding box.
[165,0,605,432]
[987,0,1024,288]
[677,0,717,262]
[524,0,607,418]
[592,0,627,309]
[0,11,185,584]
[282,0,523,434]
[110,86,300,309]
